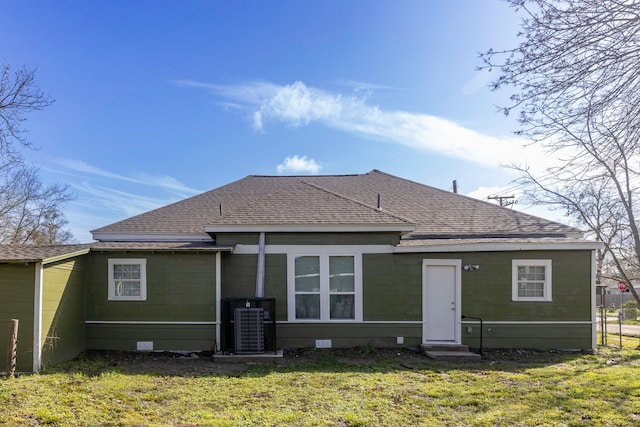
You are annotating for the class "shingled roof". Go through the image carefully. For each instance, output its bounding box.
[0,244,92,263]
[91,170,582,242]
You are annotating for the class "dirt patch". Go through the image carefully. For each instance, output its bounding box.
[63,347,426,376]
[58,347,583,376]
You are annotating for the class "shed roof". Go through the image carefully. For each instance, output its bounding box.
[0,242,233,263]
[0,244,92,264]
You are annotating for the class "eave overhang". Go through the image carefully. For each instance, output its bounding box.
[0,248,92,265]
[91,232,212,242]
[90,241,235,253]
[394,239,604,253]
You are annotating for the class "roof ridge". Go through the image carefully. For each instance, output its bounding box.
[300,179,416,225]
[249,172,365,178]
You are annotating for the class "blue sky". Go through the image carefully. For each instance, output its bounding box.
[1,0,560,242]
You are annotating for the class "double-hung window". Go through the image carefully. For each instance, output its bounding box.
[289,252,361,321]
[294,256,321,319]
[108,258,147,301]
[512,259,552,302]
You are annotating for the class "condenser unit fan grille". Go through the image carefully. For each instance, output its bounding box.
[234,307,265,354]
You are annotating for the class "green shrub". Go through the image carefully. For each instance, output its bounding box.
[623,299,638,320]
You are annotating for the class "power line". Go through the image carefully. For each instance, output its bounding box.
[485,169,561,200]
[488,195,516,207]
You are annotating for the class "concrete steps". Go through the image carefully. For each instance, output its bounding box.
[420,343,481,361]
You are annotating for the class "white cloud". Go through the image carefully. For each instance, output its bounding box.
[41,158,203,241]
[276,155,322,175]
[71,182,172,217]
[256,81,343,129]
[50,158,201,197]
[189,79,551,171]
[172,79,279,105]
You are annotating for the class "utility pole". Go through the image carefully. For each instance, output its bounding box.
[488,195,515,207]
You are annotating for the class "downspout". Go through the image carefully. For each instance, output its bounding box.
[33,262,44,372]
[215,251,222,353]
[255,232,266,298]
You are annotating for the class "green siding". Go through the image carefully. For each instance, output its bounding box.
[460,251,592,322]
[86,252,217,322]
[361,250,593,349]
[215,232,400,246]
[7,244,591,357]
[265,232,401,246]
[363,254,422,321]
[219,248,593,350]
[0,264,35,373]
[86,324,215,351]
[216,233,260,245]
[85,252,217,351]
[363,251,592,322]
[222,253,288,321]
[461,323,592,350]
[41,258,87,369]
[277,323,421,348]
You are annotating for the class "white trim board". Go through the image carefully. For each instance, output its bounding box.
[235,242,602,255]
[85,321,217,325]
[460,320,593,325]
[274,320,421,324]
[395,241,603,253]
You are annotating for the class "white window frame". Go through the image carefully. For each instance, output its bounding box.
[108,258,147,301]
[287,250,362,322]
[512,259,552,302]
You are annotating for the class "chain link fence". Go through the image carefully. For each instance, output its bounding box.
[596,290,639,347]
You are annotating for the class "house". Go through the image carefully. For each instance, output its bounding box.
[0,170,601,372]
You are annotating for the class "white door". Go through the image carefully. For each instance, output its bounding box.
[422,259,461,343]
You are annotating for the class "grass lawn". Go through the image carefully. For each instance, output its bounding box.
[1,335,639,426]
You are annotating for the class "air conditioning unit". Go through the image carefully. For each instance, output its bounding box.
[234,307,265,354]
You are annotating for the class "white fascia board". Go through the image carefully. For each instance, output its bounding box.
[92,232,212,242]
[42,248,91,265]
[204,224,415,233]
[394,241,604,253]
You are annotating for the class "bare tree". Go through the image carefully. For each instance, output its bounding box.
[0,164,74,244]
[1,63,53,159]
[0,62,74,243]
[481,0,640,306]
